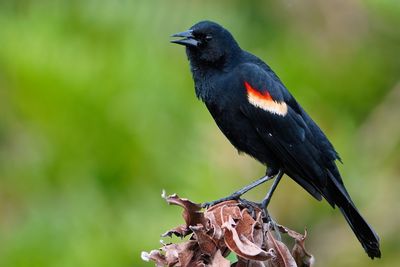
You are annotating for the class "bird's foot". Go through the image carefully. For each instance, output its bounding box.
[238,198,261,208]
[201,193,241,208]
[237,199,262,215]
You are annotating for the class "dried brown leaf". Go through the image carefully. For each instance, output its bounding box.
[162,192,206,237]
[265,231,297,267]
[205,200,242,228]
[205,210,224,241]
[251,212,264,248]
[162,240,198,267]
[235,209,257,240]
[223,216,274,261]
[232,259,246,267]
[206,200,239,212]
[162,224,189,238]
[145,196,314,267]
[276,225,304,241]
[291,230,314,267]
[276,225,314,267]
[204,200,242,251]
[190,225,218,256]
[234,257,269,267]
[209,250,230,267]
[141,250,167,267]
[190,261,206,267]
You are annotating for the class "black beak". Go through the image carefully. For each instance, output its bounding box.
[171,30,199,47]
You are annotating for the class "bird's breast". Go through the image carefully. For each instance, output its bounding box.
[204,100,277,166]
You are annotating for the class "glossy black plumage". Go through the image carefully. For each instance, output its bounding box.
[171,20,380,258]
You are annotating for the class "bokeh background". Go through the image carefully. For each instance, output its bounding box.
[0,0,399,266]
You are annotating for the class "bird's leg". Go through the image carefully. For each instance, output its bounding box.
[261,170,284,210]
[202,172,276,208]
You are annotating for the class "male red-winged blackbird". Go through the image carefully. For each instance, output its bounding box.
[171,20,380,258]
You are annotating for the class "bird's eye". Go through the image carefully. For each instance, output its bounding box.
[205,35,212,41]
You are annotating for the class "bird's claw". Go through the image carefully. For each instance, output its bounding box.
[236,199,263,217]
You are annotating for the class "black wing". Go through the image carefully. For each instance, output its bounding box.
[236,63,344,204]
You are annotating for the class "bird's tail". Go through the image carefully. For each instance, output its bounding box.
[339,200,381,258]
[327,172,381,259]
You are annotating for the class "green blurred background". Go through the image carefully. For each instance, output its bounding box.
[0,0,399,266]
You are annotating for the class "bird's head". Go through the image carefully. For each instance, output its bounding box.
[171,21,240,66]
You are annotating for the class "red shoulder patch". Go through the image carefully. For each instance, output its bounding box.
[244,81,288,116]
[244,81,272,101]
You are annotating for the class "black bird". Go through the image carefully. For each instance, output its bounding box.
[171,20,380,258]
